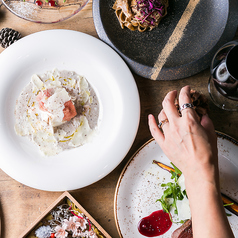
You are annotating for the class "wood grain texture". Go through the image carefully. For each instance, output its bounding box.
[0,2,238,238]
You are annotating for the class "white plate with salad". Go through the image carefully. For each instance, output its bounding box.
[114,132,238,237]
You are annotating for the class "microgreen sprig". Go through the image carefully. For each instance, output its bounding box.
[156,163,185,223]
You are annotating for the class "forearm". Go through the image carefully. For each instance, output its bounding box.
[185,169,234,238]
[148,86,235,237]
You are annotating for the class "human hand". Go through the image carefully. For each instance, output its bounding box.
[149,85,235,238]
[148,85,218,185]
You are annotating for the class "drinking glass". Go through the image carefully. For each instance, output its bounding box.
[208,40,238,111]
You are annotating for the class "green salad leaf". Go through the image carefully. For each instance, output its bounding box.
[156,161,233,222]
[156,163,185,223]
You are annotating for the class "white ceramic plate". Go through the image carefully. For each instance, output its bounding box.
[0,30,140,191]
[115,133,238,237]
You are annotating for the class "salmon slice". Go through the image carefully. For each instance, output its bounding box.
[63,101,77,121]
[36,91,48,112]
[37,89,77,121]
[36,89,54,112]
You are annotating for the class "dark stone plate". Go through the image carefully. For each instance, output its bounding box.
[93,0,238,80]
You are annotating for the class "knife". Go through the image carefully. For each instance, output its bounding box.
[153,160,238,216]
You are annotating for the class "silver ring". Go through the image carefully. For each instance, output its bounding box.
[158,119,169,129]
[180,103,194,112]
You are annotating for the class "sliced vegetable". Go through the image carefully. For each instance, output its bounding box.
[222,193,238,216]
[153,160,175,173]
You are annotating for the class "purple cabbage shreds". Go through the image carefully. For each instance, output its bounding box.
[155,7,163,11]
[136,0,164,25]
[135,16,143,20]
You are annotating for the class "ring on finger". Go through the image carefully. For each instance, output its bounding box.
[179,103,194,112]
[158,118,169,129]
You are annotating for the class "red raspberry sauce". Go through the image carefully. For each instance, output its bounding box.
[48,0,56,6]
[138,210,172,237]
[35,0,42,5]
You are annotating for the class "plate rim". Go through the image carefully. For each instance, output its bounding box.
[114,131,238,237]
[114,138,153,238]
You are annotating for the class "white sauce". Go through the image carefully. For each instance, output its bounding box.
[14,69,99,156]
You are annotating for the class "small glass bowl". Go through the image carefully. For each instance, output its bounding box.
[1,0,89,23]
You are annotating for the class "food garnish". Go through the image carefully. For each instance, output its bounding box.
[153,160,238,217]
[113,0,168,32]
[155,161,188,223]
[138,210,172,237]
[222,194,238,216]
[153,160,177,174]
[135,0,165,25]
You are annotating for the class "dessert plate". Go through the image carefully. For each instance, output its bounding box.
[93,0,238,80]
[114,132,238,237]
[0,29,140,191]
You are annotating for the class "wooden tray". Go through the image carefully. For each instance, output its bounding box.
[19,191,112,238]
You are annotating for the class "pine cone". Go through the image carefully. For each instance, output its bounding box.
[0,28,21,48]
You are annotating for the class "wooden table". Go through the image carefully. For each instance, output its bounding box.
[0,2,237,238]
